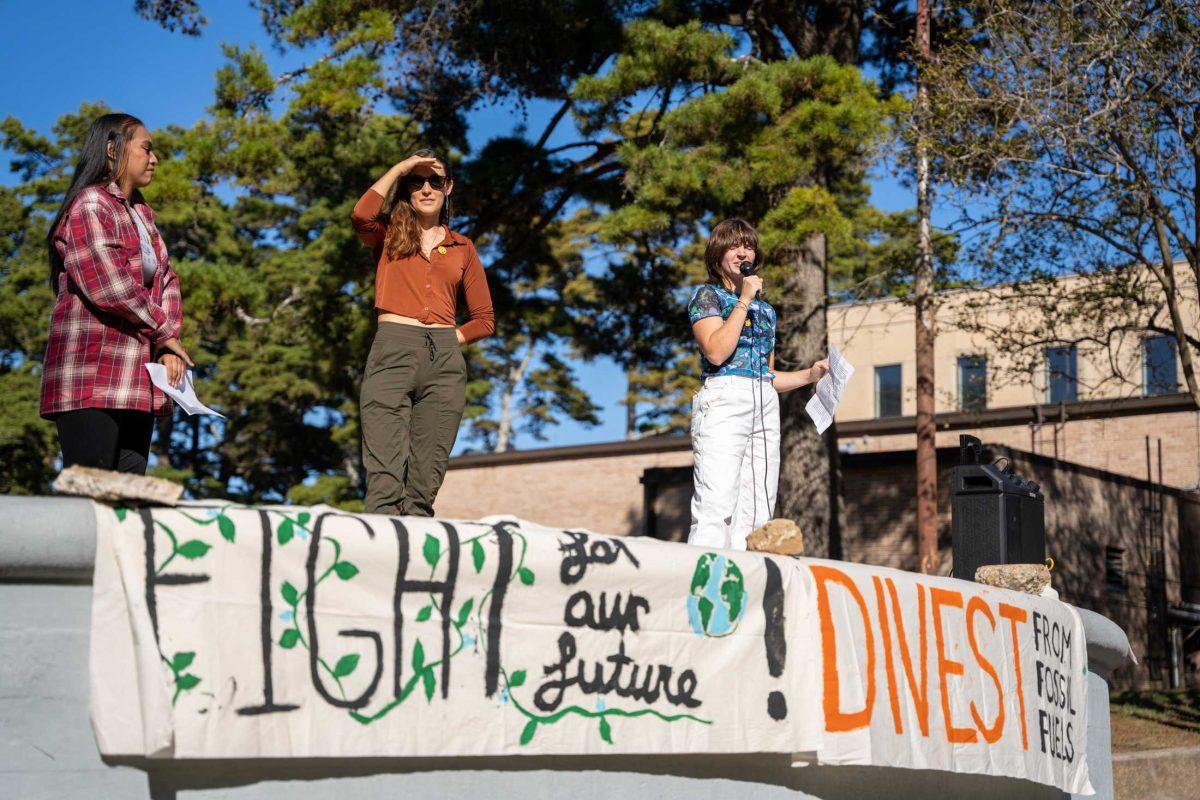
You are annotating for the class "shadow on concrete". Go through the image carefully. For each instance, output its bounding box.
[103,752,1067,800]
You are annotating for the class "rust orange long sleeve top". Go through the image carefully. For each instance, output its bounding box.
[350,189,495,343]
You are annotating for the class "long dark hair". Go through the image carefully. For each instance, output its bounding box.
[381,148,454,260]
[47,113,144,284]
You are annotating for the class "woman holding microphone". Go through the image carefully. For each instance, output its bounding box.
[351,149,494,517]
[41,113,190,474]
[686,218,829,550]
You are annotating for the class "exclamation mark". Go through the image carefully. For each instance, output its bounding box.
[763,558,787,720]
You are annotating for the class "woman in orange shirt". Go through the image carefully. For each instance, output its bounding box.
[351,149,494,516]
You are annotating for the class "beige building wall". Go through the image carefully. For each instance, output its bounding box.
[828,265,1200,489]
[827,268,1196,420]
[437,445,692,536]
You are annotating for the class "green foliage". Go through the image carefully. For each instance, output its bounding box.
[0,2,935,499]
[571,23,914,434]
[0,370,56,494]
[287,475,364,512]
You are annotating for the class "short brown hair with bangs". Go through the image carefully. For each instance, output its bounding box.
[704,218,760,286]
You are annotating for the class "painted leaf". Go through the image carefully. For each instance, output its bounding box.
[114,507,128,522]
[416,605,433,622]
[177,539,211,559]
[519,720,538,745]
[518,567,534,585]
[279,629,300,649]
[176,673,201,690]
[333,654,359,678]
[456,598,474,627]
[218,514,235,543]
[508,670,526,688]
[423,534,440,568]
[298,512,311,526]
[422,669,435,701]
[171,651,195,671]
[281,581,299,606]
[413,640,426,671]
[471,539,485,573]
[599,717,613,744]
[277,518,294,545]
[334,561,359,580]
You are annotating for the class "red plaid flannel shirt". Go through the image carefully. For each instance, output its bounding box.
[40,183,183,417]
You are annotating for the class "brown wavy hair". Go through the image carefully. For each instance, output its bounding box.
[704,218,760,286]
[382,148,453,260]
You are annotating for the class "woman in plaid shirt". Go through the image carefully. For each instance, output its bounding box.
[41,113,192,474]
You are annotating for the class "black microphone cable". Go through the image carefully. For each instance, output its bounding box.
[755,297,770,521]
[739,259,773,526]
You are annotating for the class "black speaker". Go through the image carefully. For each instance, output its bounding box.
[951,435,1045,581]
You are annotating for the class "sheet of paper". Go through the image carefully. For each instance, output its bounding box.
[804,344,854,434]
[144,364,225,418]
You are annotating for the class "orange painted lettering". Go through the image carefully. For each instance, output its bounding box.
[998,603,1030,750]
[873,577,903,734]
[931,587,977,744]
[966,596,1004,744]
[885,577,930,736]
[811,565,877,732]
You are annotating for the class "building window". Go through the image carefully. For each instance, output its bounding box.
[1046,345,1078,404]
[958,355,987,412]
[1105,546,1126,593]
[1143,336,1178,396]
[875,364,902,418]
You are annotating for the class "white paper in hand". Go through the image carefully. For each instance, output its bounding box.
[804,344,855,434]
[144,364,226,418]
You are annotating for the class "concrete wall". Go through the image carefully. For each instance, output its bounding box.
[0,496,1133,800]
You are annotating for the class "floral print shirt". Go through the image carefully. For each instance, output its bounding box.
[687,283,776,380]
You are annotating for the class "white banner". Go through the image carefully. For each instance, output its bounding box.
[89,504,1090,794]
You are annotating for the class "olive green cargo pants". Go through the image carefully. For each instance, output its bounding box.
[360,323,466,516]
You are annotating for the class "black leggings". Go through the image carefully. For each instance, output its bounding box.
[55,408,155,475]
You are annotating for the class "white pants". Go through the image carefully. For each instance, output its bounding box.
[688,375,780,550]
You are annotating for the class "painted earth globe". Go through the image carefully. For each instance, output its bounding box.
[687,552,746,637]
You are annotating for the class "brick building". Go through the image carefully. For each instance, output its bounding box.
[438,272,1200,687]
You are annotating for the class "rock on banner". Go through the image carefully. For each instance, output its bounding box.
[88,504,1091,794]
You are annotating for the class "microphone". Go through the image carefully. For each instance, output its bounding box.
[738,260,760,299]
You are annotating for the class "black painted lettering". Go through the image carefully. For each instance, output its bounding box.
[238,510,300,716]
[308,512,382,709]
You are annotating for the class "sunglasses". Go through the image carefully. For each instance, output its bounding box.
[404,174,448,192]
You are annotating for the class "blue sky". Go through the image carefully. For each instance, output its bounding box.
[1,0,919,452]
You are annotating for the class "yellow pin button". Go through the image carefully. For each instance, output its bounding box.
[437,245,447,255]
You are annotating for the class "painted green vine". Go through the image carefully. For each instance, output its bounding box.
[112,504,239,705]
[499,662,712,746]
[115,505,713,743]
[345,524,532,725]
[272,511,363,701]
